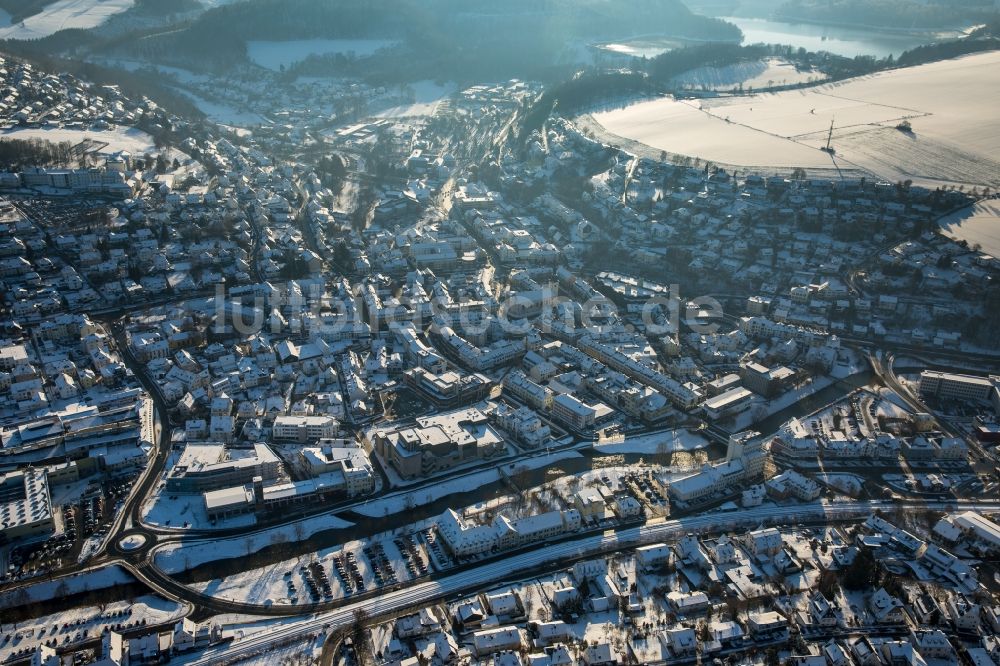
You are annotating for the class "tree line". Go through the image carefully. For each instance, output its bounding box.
[0,138,78,170]
[775,0,999,30]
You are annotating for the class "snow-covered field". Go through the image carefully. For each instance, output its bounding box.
[0,0,134,40]
[0,126,156,155]
[938,199,1000,257]
[373,80,455,119]
[671,58,825,91]
[591,428,708,455]
[176,89,269,127]
[591,51,1000,189]
[594,38,683,59]
[247,39,397,71]
[154,514,354,574]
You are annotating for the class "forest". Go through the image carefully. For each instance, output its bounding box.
[111,0,742,81]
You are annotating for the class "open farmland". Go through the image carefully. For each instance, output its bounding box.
[938,199,1000,257]
[589,51,1000,189]
[0,0,134,40]
[0,126,157,155]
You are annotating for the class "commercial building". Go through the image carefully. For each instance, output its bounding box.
[577,337,702,409]
[702,387,755,421]
[166,443,281,493]
[918,370,995,402]
[370,407,505,479]
[204,446,376,522]
[439,326,525,371]
[302,441,376,495]
[0,467,53,541]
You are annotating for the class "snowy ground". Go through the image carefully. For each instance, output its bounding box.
[247,39,397,71]
[591,428,708,455]
[0,594,184,661]
[814,472,865,496]
[0,126,156,155]
[186,527,429,607]
[938,199,1000,258]
[142,487,255,531]
[591,51,1000,189]
[0,0,134,40]
[671,58,825,91]
[354,449,584,518]
[0,564,134,609]
[373,80,455,119]
[593,37,684,59]
[175,89,270,127]
[154,514,354,574]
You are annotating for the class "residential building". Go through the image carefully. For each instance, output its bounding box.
[272,415,339,443]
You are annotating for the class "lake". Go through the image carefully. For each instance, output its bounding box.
[596,17,963,60]
[722,16,961,59]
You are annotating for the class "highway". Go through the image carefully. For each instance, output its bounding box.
[175,497,1000,664]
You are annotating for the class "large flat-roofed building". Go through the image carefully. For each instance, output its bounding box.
[300,440,376,497]
[0,467,53,541]
[370,407,505,479]
[741,363,796,397]
[167,442,281,492]
[204,445,376,522]
[402,367,492,407]
[918,370,995,402]
[272,415,339,443]
[203,485,255,521]
[702,387,755,421]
